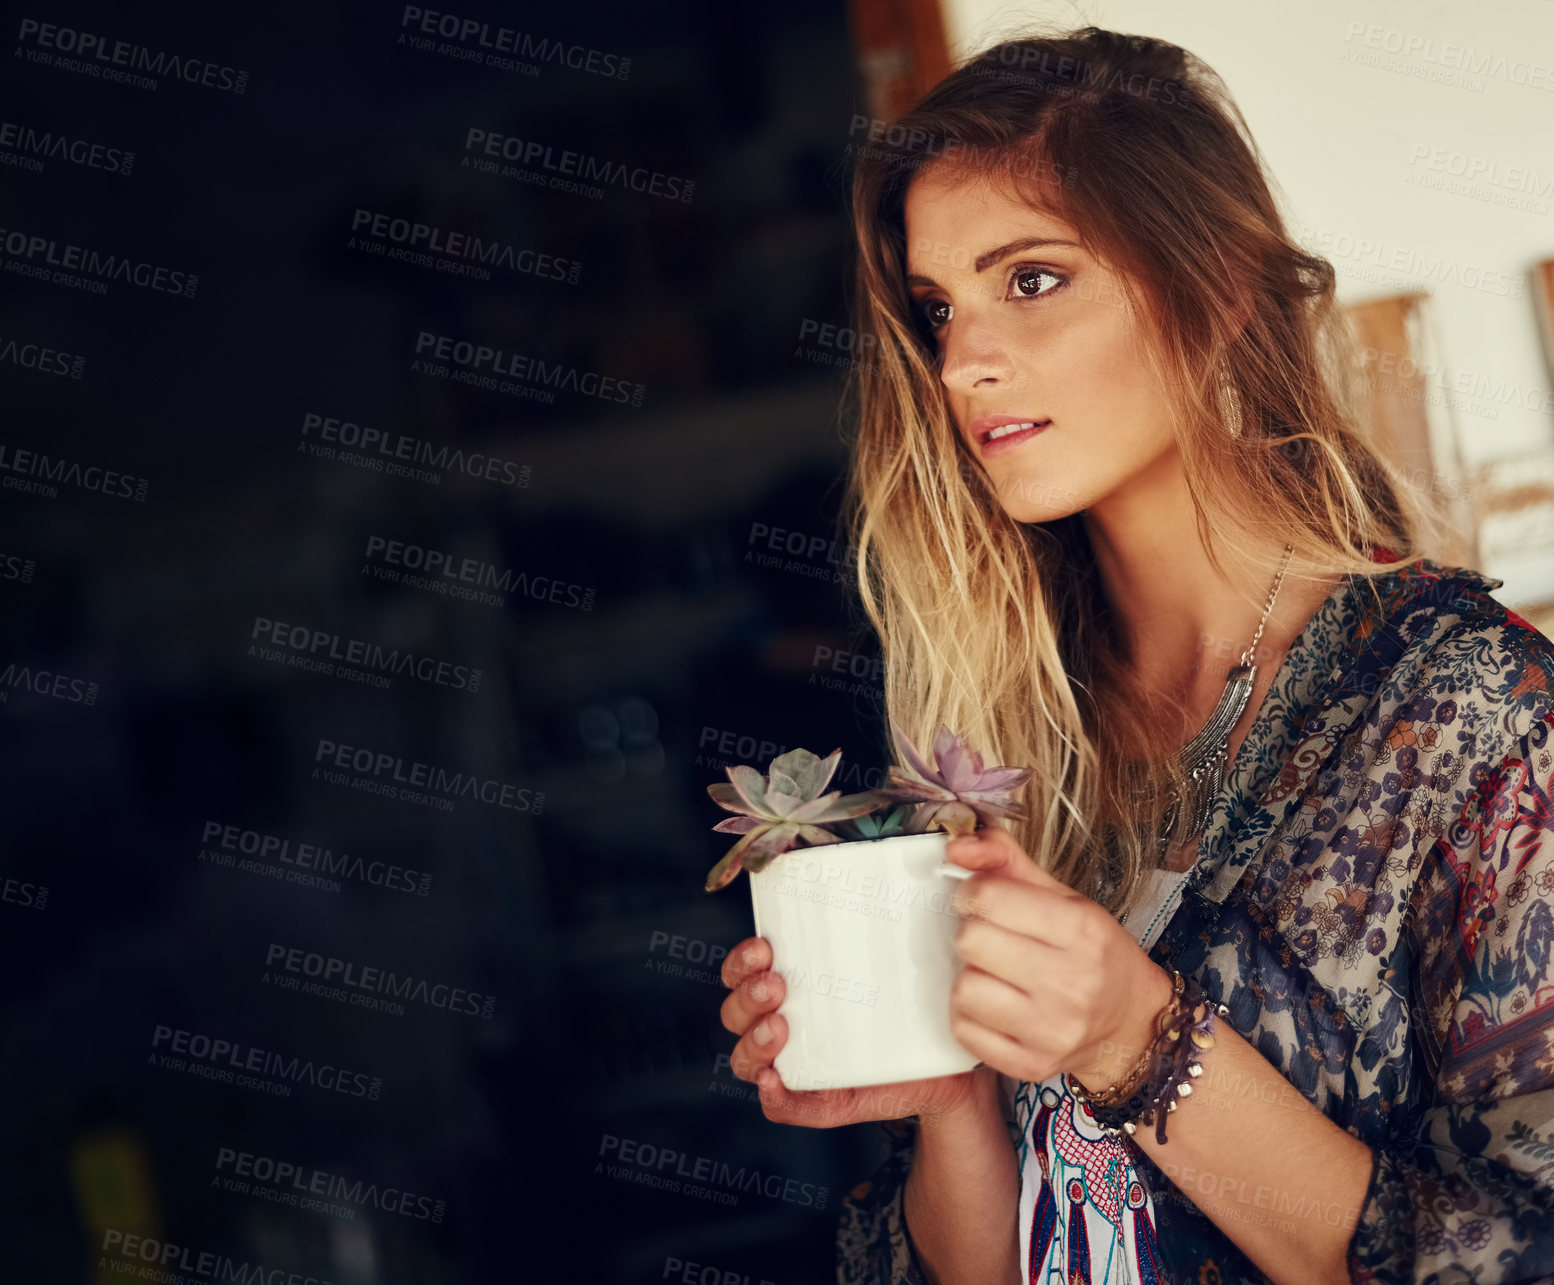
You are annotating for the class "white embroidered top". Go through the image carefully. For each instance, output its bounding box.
[1006,864,1194,1284]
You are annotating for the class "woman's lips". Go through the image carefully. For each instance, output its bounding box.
[979,419,1051,458]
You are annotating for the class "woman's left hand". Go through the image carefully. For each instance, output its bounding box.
[944,825,1174,1091]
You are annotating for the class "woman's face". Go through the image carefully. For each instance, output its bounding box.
[902,162,1180,526]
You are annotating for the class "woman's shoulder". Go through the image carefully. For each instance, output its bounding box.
[1347,558,1554,754]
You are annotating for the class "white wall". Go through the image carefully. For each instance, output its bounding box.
[939,0,1554,603]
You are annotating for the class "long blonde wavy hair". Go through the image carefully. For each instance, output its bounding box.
[840,26,1446,921]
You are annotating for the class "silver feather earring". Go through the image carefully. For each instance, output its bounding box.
[1217,359,1244,439]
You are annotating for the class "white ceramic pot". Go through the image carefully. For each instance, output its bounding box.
[747,831,980,1092]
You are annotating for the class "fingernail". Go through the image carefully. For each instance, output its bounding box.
[744,947,760,966]
[750,981,769,1001]
[753,1021,772,1045]
[757,1068,775,1088]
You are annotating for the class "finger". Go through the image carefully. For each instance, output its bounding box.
[719,968,786,1036]
[943,825,1025,874]
[948,1012,1050,1083]
[952,914,1054,989]
[728,1011,787,1081]
[949,963,1040,1045]
[755,1067,847,1128]
[951,874,1080,946]
[944,827,1065,890]
[721,936,771,990]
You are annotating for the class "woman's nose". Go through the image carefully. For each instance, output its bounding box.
[938,319,1017,392]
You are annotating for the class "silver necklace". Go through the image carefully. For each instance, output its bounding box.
[1156,543,1295,855]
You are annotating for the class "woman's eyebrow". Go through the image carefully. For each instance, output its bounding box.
[905,236,1082,288]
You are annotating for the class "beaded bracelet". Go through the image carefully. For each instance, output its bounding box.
[1067,966,1228,1145]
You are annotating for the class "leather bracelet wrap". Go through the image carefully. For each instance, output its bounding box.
[1067,966,1229,1145]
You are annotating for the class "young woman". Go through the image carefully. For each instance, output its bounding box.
[718,26,1554,1285]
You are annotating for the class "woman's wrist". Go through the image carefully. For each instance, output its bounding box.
[1073,962,1177,1093]
[918,1066,1002,1133]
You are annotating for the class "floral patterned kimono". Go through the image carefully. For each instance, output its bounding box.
[835,557,1554,1284]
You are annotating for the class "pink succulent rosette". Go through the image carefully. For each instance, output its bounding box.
[703,747,885,892]
[876,717,1033,837]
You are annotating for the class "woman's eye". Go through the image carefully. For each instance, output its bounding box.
[920,298,952,329]
[1009,265,1065,299]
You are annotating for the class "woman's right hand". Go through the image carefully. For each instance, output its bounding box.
[719,934,991,1130]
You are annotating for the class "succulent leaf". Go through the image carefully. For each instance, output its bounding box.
[837,803,916,840]
[704,820,802,891]
[907,800,979,837]
[704,850,742,893]
[741,823,821,874]
[932,726,975,788]
[973,766,1031,791]
[881,764,954,803]
[771,747,841,800]
[724,764,771,815]
[792,788,889,824]
[764,781,803,819]
[793,823,844,847]
[708,782,753,814]
[767,767,802,799]
[889,716,941,786]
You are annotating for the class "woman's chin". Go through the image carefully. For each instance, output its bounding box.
[990,478,1083,525]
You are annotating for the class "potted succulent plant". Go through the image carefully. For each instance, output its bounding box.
[703,719,1033,1091]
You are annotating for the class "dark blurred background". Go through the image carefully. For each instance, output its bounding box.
[0,1,954,1280]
